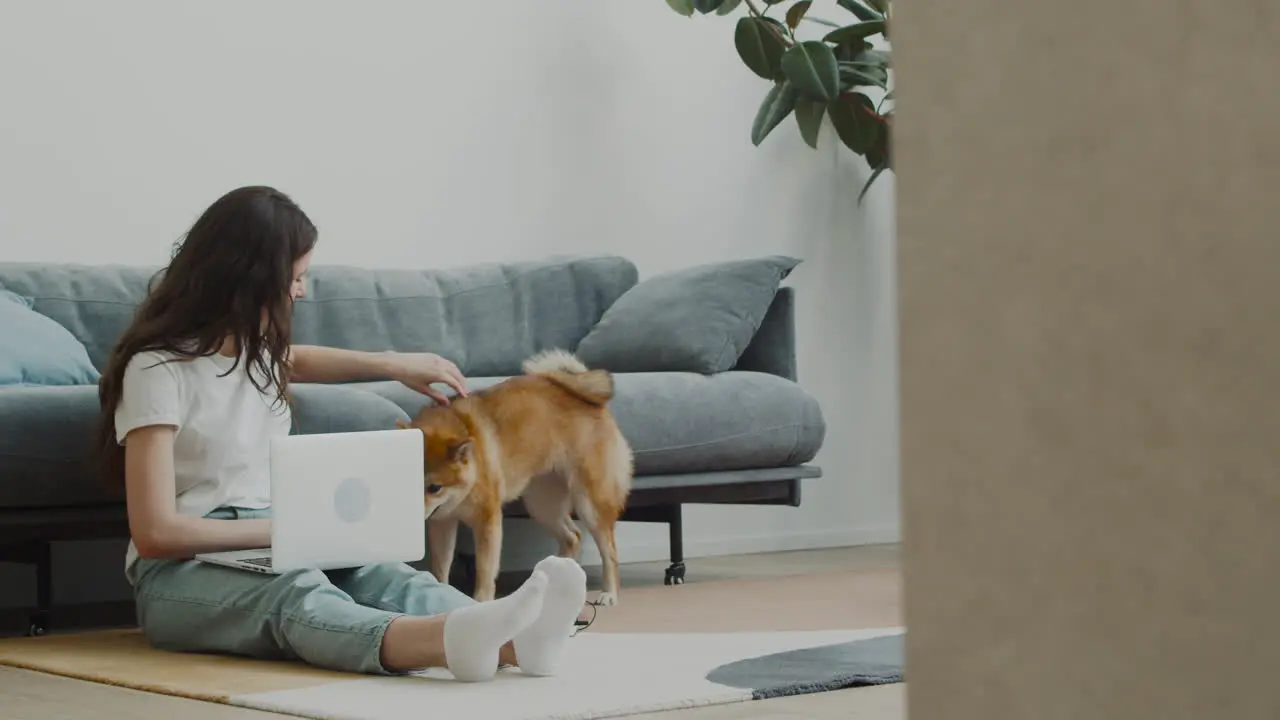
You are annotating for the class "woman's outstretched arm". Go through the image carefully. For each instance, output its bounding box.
[288,345,468,405]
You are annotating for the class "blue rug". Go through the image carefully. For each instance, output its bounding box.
[706,632,904,699]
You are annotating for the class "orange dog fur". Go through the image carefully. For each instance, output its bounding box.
[397,349,634,605]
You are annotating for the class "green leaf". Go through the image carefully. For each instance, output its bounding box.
[752,81,799,146]
[692,0,725,13]
[827,92,879,153]
[836,0,884,21]
[785,1,813,29]
[835,39,872,63]
[781,41,840,102]
[822,20,886,44]
[858,47,892,67]
[840,59,887,70]
[839,65,887,89]
[866,0,891,13]
[794,100,824,149]
[716,0,744,14]
[665,0,696,16]
[858,166,886,204]
[865,116,888,167]
[764,0,788,4]
[735,17,789,80]
[840,58,888,86]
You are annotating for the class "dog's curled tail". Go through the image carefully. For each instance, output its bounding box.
[523,349,614,406]
[523,348,590,375]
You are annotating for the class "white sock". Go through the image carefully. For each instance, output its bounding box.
[443,569,548,682]
[513,556,588,677]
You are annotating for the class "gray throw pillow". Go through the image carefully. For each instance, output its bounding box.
[575,255,800,374]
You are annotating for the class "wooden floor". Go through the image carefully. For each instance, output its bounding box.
[0,545,904,720]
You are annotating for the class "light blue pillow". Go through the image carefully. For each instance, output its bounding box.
[0,289,101,386]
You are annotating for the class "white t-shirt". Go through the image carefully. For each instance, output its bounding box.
[115,349,292,582]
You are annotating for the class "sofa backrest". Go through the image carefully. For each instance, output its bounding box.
[291,256,637,376]
[0,255,638,376]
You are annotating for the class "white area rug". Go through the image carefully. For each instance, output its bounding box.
[231,628,903,720]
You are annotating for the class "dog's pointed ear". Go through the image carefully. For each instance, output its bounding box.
[395,418,410,430]
[449,439,473,463]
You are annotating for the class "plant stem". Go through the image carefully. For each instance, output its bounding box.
[802,16,842,28]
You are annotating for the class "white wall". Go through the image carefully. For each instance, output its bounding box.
[0,0,897,606]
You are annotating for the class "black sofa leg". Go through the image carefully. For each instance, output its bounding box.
[449,553,477,596]
[664,504,686,586]
[29,541,52,637]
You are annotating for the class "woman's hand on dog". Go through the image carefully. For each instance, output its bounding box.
[386,352,468,405]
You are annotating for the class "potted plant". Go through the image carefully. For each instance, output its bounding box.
[664,0,893,202]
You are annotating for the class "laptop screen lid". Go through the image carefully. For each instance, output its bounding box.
[269,428,426,572]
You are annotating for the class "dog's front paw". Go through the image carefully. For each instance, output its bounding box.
[595,591,619,607]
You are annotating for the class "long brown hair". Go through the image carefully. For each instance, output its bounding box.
[96,185,317,491]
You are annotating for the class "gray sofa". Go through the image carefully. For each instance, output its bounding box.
[0,254,825,635]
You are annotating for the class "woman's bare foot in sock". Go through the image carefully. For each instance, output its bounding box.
[513,556,587,676]
[442,569,549,681]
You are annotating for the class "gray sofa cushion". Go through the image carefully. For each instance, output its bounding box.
[575,256,801,374]
[0,383,411,510]
[291,256,638,377]
[352,370,825,475]
[288,384,411,435]
[613,371,824,474]
[0,385,115,508]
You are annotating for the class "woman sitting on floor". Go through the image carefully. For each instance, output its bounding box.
[94,185,583,681]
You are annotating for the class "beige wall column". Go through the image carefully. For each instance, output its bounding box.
[894,2,1280,718]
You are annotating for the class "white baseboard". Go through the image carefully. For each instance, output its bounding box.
[500,524,900,572]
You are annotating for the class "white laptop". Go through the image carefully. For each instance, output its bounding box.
[195,428,426,574]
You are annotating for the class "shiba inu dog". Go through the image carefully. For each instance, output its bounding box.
[398,349,633,605]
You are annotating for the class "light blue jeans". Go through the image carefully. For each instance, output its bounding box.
[131,507,475,674]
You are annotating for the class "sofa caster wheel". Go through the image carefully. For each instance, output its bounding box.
[27,616,47,637]
[664,562,686,586]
